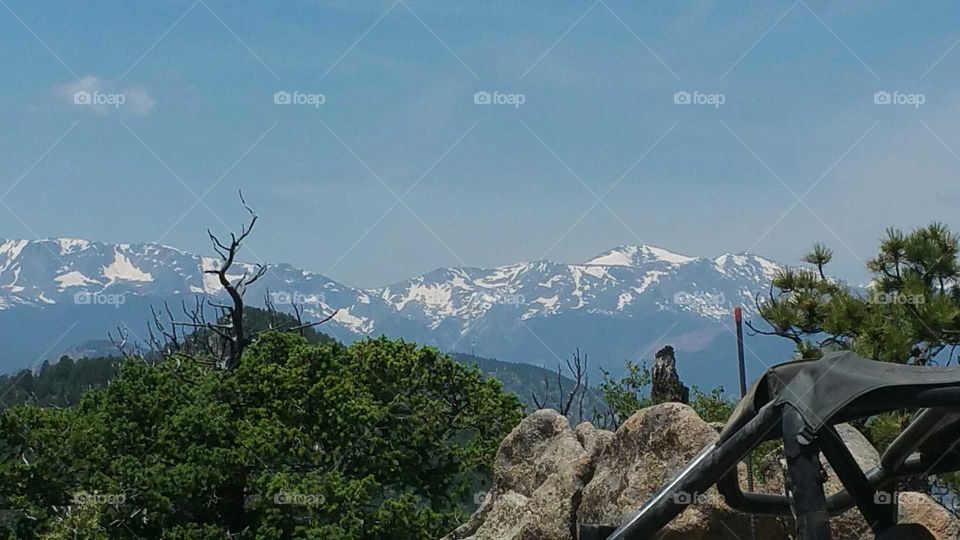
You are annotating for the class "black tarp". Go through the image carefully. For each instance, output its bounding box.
[718,351,960,443]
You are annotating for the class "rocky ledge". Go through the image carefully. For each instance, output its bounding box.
[444,404,960,540]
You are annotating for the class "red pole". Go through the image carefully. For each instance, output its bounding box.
[734,306,747,397]
[735,306,756,540]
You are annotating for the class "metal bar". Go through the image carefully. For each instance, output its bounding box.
[881,408,959,472]
[818,424,895,532]
[783,405,831,540]
[600,403,780,540]
[734,306,757,540]
[734,306,747,397]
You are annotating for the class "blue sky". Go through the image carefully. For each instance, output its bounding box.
[1,1,959,286]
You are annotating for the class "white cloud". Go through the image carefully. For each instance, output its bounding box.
[122,85,156,117]
[55,75,155,117]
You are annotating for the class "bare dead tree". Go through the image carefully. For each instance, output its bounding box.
[193,191,267,369]
[531,348,594,423]
[108,323,146,361]
[112,192,336,372]
[591,405,618,430]
[263,289,285,331]
[262,289,337,338]
[108,325,132,358]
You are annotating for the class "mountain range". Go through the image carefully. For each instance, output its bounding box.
[0,239,796,391]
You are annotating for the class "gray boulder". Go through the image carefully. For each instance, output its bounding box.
[446,406,960,540]
[577,402,790,539]
[443,409,607,540]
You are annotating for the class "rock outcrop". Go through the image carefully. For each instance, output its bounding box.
[447,404,960,540]
[894,492,960,540]
[650,346,689,404]
[577,402,791,539]
[443,409,606,540]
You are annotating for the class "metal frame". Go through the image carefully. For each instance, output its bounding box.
[579,386,960,540]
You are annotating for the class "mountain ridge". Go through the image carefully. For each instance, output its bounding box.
[0,237,794,389]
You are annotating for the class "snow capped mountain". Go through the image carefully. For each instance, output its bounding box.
[368,245,780,330]
[585,244,696,266]
[0,238,791,390]
[0,239,781,323]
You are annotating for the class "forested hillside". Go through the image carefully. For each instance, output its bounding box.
[0,308,591,414]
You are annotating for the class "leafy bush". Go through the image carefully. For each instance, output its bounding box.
[0,333,522,539]
[598,360,651,426]
[689,386,735,424]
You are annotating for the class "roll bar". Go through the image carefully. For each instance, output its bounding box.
[581,383,960,540]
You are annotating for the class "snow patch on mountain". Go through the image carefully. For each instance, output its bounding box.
[200,257,232,293]
[635,270,668,294]
[55,271,100,289]
[617,291,633,310]
[586,244,696,267]
[331,308,373,333]
[102,251,153,283]
[0,240,28,272]
[713,253,781,281]
[396,283,453,312]
[57,238,91,255]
